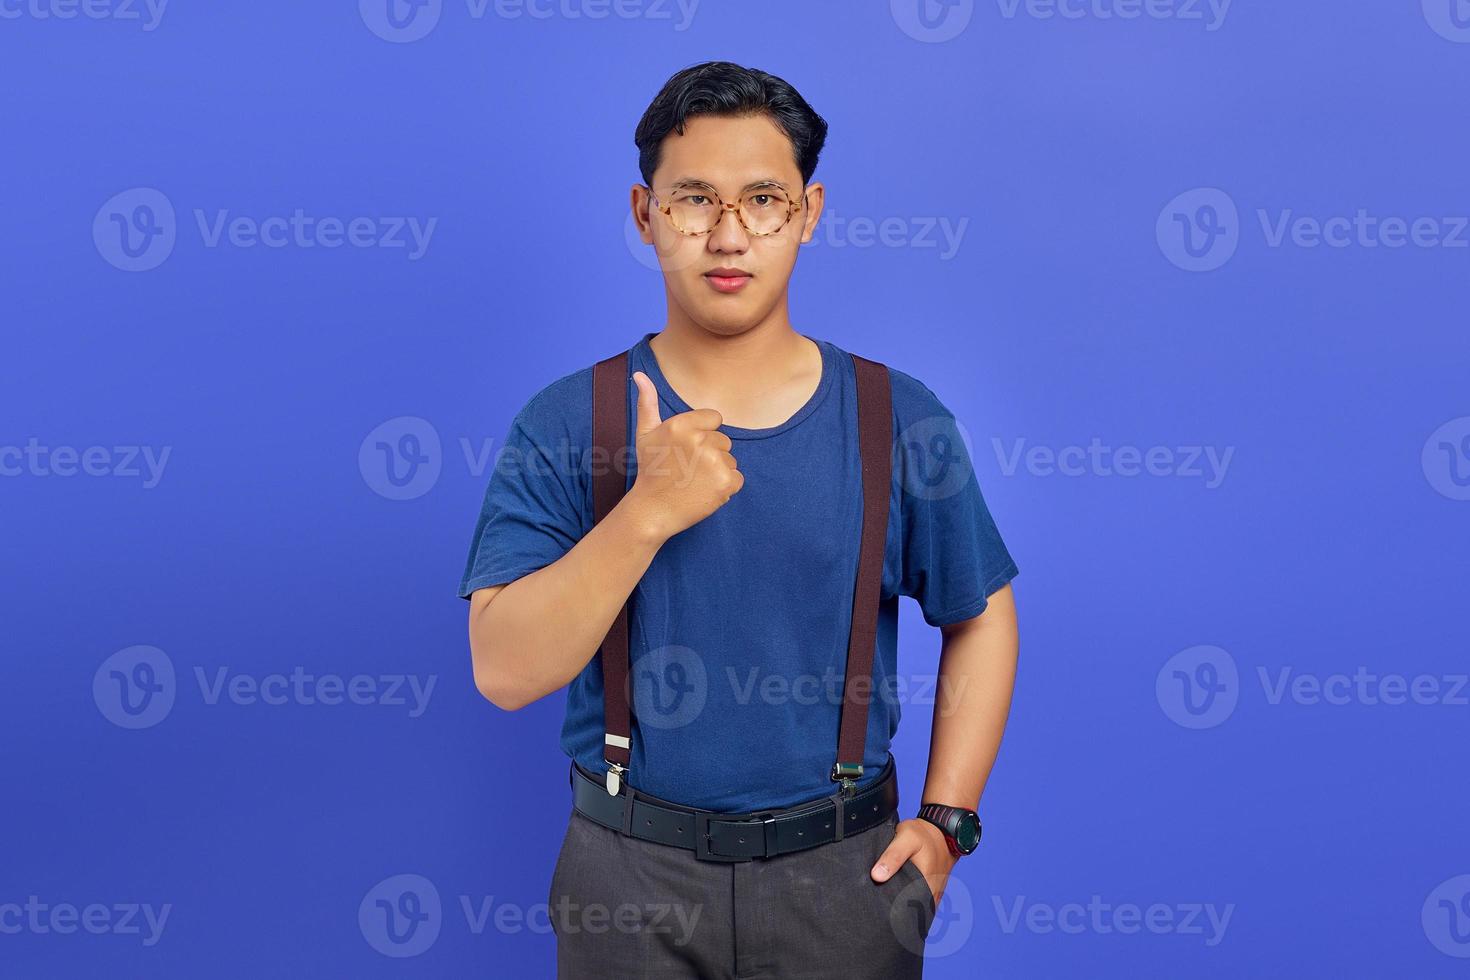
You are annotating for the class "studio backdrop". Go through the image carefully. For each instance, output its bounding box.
[2,1,1467,977]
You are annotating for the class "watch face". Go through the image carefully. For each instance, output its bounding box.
[954,812,981,853]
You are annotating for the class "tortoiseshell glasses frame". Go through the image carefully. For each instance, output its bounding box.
[644,181,805,238]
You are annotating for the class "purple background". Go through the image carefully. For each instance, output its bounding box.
[3,0,1468,976]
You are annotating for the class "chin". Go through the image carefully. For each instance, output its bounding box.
[705,300,771,330]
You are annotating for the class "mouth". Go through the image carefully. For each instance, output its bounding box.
[704,268,752,294]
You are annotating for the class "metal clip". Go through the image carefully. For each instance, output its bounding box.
[831,761,863,797]
[605,762,626,797]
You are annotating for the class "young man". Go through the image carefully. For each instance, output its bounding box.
[459,61,1019,978]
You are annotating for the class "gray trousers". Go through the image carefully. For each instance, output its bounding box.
[546,802,936,979]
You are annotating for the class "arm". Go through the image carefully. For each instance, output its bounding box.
[468,370,741,710]
[467,492,666,711]
[871,583,1018,896]
[922,581,1019,811]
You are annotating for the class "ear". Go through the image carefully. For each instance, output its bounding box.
[630,184,655,244]
[798,180,825,245]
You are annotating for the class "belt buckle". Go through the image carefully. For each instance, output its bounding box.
[693,809,781,863]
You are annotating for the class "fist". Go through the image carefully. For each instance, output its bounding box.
[626,370,744,539]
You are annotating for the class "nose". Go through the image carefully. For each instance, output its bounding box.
[707,202,749,253]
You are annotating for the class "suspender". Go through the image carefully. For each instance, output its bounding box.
[590,346,893,799]
[591,349,634,796]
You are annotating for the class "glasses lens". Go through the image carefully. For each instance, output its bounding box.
[667,188,720,235]
[741,187,793,235]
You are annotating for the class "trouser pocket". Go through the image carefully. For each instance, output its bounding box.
[546,809,579,934]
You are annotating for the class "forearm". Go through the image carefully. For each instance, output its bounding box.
[470,491,667,710]
[920,583,1019,810]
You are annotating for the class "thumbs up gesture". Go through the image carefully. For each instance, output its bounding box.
[625,370,744,540]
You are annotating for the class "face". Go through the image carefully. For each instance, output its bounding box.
[631,113,824,337]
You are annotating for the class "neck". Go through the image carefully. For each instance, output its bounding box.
[649,305,821,425]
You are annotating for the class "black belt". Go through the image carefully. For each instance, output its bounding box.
[569,752,899,862]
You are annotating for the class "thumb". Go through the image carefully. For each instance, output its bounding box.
[631,370,662,437]
[872,843,913,882]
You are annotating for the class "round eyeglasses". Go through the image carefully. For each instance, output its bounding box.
[647,182,803,237]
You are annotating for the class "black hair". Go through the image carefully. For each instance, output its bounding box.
[633,61,829,188]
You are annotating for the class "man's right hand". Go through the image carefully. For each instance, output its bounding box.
[624,369,744,540]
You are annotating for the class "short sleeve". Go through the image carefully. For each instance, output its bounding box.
[895,384,1019,627]
[457,406,589,599]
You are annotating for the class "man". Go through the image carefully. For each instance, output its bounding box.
[459,61,1019,978]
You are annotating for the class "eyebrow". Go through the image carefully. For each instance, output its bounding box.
[667,177,791,192]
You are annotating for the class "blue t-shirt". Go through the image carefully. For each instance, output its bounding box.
[458,331,1018,812]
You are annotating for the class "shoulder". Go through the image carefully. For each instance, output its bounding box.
[506,362,595,447]
[884,363,955,425]
[823,338,956,425]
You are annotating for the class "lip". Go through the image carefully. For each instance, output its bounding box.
[704,269,752,294]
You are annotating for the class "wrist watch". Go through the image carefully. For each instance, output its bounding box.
[917,802,982,856]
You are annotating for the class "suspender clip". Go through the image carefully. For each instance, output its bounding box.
[605,761,626,796]
[831,761,863,797]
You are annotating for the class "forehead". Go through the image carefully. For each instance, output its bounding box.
[652,113,802,190]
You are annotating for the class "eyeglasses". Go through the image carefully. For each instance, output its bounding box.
[646,181,803,237]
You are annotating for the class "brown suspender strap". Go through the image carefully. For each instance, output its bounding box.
[589,345,893,798]
[592,350,632,794]
[833,353,893,790]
